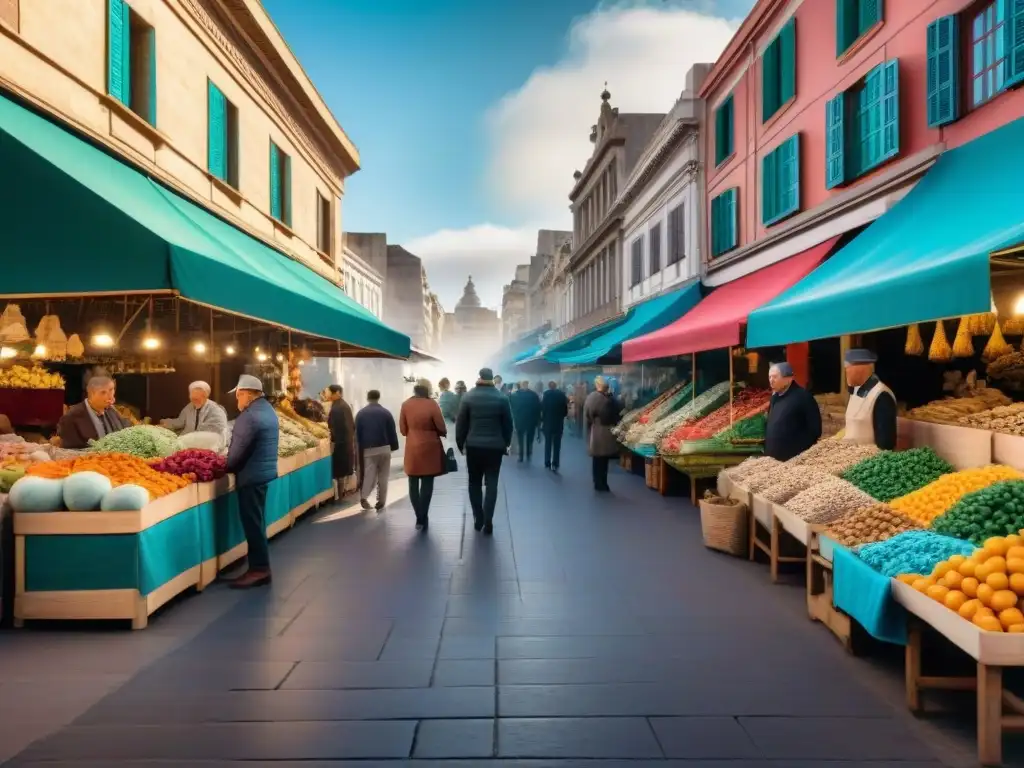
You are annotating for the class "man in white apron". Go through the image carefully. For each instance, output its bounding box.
[843,348,896,449]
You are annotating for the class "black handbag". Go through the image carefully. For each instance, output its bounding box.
[445,446,459,473]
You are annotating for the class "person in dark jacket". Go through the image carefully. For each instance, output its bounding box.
[540,381,569,472]
[355,389,399,511]
[764,362,822,461]
[456,368,513,535]
[584,376,622,492]
[327,384,355,500]
[510,379,542,462]
[56,376,130,449]
[225,375,280,589]
[438,378,459,423]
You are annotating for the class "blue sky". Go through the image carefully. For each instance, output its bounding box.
[264,0,753,308]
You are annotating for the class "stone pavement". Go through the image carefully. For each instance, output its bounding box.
[0,438,1007,766]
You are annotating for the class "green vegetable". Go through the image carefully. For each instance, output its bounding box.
[931,479,1024,544]
[88,425,179,459]
[841,447,953,503]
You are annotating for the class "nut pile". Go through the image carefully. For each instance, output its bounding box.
[906,390,1012,424]
[785,440,880,476]
[958,403,1024,435]
[785,477,877,524]
[743,468,788,493]
[726,456,781,482]
[824,503,920,548]
[760,467,833,504]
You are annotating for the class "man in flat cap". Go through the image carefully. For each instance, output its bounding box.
[843,348,896,450]
[764,361,822,460]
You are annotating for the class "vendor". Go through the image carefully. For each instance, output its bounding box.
[764,361,822,461]
[843,348,897,450]
[160,381,227,437]
[56,375,130,449]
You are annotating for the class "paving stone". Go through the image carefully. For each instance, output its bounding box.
[738,716,939,761]
[280,660,433,689]
[497,717,663,758]
[376,635,441,660]
[412,718,494,757]
[432,659,495,687]
[439,634,497,659]
[650,716,763,759]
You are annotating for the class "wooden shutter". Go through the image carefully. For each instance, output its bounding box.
[762,39,780,121]
[282,153,292,227]
[316,193,324,252]
[825,92,846,189]
[762,150,777,225]
[779,134,800,219]
[207,82,227,180]
[859,64,883,173]
[858,0,882,34]
[269,142,281,220]
[108,0,130,104]
[724,189,738,252]
[926,16,958,127]
[835,0,857,56]
[880,59,900,162]
[1006,0,1024,90]
[147,27,157,125]
[779,18,796,106]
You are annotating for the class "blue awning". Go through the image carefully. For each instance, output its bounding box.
[542,313,631,363]
[746,116,1024,349]
[513,345,542,363]
[555,281,703,365]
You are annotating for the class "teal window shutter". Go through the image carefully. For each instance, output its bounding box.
[269,142,281,220]
[1006,0,1024,89]
[779,134,800,219]
[711,195,720,256]
[836,0,857,56]
[725,189,738,251]
[148,28,157,125]
[779,18,797,106]
[724,96,734,158]
[107,0,131,105]
[762,38,780,121]
[857,64,883,174]
[880,59,900,162]
[926,16,958,128]
[207,82,227,181]
[859,0,882,34]
[825,92,846,188]
[715,96,733,165]
[282,153,292,227]
[761,150,777,225]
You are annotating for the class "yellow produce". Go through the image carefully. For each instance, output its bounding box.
[1010,573,1024,595]
[1008,624,1024,633]
[0,364,64,390]
[959,598,982,620]
[953,317,975,358]
[999,607,1024,629]
[983,322,1013,362]
[943,570,963,589]
[992,590,1018,612]
[988,572,1010,591]
[926,584,949,602]
[891,465,1024,524]
[905,323,924,356]
[961,576,980,598]
[945,590,967,611]
[978,583,995,606]
[975,614,1004,631]
[929,321,953,362]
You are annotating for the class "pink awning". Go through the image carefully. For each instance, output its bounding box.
[622,237,839,362]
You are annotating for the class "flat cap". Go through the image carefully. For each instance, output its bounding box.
[844,348,878,365]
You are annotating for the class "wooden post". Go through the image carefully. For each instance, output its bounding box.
[728,346,734,424]
[977,663,1003,766]
[840,335,851,404]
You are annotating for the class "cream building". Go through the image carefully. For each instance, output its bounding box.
[0,0,357,284]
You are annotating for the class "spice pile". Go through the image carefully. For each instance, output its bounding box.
[785,439,880,475]
[890,465,1024,525]
[725,456,781,482]
[857,530,976,578]
[930,480,1024,545]
[824,503,920,548]
[840,447,953,503]
[905,390,1011,425]
[785,478,876,524]
[958,403,1024,435]
[89,425,179,459]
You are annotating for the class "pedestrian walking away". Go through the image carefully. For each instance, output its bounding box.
[456,367,513,535]
[400,379,448,531]
[584,375,622,493]
[224,374,279,588]
[540,380,569,471]
[510,379,541,462]
[438,378,459,423]
[326,384,356,501]
[355,389,400,511]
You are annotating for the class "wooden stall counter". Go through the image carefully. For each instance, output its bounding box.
[896,418,993,469]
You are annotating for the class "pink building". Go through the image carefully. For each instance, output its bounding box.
[700,0,1024,288]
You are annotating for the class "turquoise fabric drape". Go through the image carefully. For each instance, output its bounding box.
[832,545,907,645]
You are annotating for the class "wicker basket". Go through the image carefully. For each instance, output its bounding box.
[699,497,749,557]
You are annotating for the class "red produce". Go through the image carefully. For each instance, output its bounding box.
[152,449,227,482]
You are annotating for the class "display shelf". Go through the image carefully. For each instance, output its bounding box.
[806,528,853,651]
[772,503,813,546]
[896,418,993,469]
[992,432,1024,472]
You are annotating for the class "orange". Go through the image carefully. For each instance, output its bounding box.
[977,583,996,606]
[987,572,1011,591]
[912,578,931,593]
[1004,535,1023,548]
[926,584,950,603]
[944,590,968,612]
[958,559,978,577]
[947,554,968,568]
[1010,573,1024,595]
[961,577,980,598]
[987,556,1008,574]
[1008,624,1024,633]
[999,607,1024,629]
[943,571,964,589]
[974,614,1005,632]
[984,537,1010,556]
[932,561,953,579]
[959,599,982,620]
[1007,558,1024,575]
[974,562,992,582]
[897,573,920,585]
[1006,545,1024,561]
[992,590,1019,612]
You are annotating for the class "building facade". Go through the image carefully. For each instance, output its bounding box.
[560,88,664,340]
[0,0,358,285]
[621,65,711,309]
[527,229,572,333]
[444,277,501,356]
[501,264,530,343]
[381,245,431,351]
[341,246,383,319]
[701,0,1024,287]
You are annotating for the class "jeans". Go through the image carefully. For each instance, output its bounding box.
[408,476,435,523]
[543,430,563,468]
[592,456,611,490]
[237,482,270,571]
[516,426,536,459]
[466,447,504,525]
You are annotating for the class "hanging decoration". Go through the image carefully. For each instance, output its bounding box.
[928,321,952,363]
[982,321,1013,362]
[952,317,975,358]
[904,324,924,356]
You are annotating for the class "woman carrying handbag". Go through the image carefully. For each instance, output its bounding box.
[400,379,449,531]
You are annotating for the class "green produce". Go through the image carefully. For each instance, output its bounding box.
[931,480,1024,545]
[841,447,953,503]
[88,425,179,459]
[0,465,26,493]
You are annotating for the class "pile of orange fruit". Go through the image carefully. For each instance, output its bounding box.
[898,533,1024,633]
[890,465,1024,525]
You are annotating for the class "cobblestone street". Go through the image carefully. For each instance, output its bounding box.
[0,440,999,766]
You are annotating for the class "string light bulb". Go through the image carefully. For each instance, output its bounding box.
[256,352,268,362]
[225,344,236,356]
[142,336,161,351]
[192,341,207,355]
[0,347,16,360]
[91,332,114,348]
[32,344,46,358]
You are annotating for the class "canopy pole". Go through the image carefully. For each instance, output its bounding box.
[210,307,219,397]
[840,335,851,404]
[692,353,696,402]
[728,346,734,425]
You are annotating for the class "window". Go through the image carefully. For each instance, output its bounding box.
[972,2,1007,106]
[648,223,662,275]
[836,0,883,57]
[207,81,239,188]
[630,237,644,287]
[269,140,292,227]
[825,59,899,189]
[761,134,801,226]
[107,0,157,125]
[667,204,685,265]
[316,192,332,254]
[762,18,796,122]
[714,94,734,165]
[710,189,738,258]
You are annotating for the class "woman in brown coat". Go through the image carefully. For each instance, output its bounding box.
[399,379,447,530]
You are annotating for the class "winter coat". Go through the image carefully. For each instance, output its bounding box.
[584,390,621,458]
[328,398,356,479]
[510,389,542,431]
[355,402,399,452]
[438,390,459,422]
[400,395,447,477]
[540,389,569,435]
[456,383,514,452]
[226,396,279,488]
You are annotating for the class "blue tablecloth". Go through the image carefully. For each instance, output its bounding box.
[832,545,908,645]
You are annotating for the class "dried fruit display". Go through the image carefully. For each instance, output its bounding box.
[891,465,1024,525]
[151,449,227,482]
[785,439,880,476]
[725,456,781,482]
[824,503,920,548]
[785,478,876,524]
[987,351,1024,383]
[840,447,953,503]
[958,403,1024,435]
[759,467,833,504]
[931,480,1024,545]
[905,389,1012,425]
[858,530,974,578]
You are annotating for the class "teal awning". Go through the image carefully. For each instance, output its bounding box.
[542,314,630,363]
[746,116,1024,349]
[0,92,409,359]
[555,281,702,365]
[513,345,541,363]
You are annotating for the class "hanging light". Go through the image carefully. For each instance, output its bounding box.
[32,344,47,358]
[91,332,115,349]
[275,353,284,362]
[225,344,236,356]
[192,341,207,355]
[256,352,268,362]
[0,347,16,360]
[1014,293,1024,316]
[142,335,161,351]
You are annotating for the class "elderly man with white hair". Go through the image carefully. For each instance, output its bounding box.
[764,361,822,461]
[161,381,228,440]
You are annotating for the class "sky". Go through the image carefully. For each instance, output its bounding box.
[263,0,754,311]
